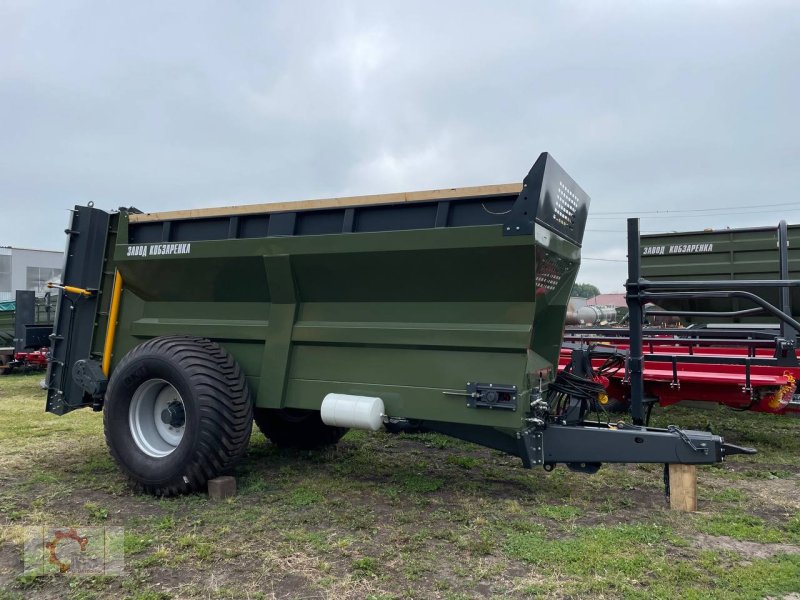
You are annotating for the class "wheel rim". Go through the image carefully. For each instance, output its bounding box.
[129,378,186,457]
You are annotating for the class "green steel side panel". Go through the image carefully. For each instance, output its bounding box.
[290,321,532,348]
[100,219,580,430]
[0,296,57,347]
[289,345,523,390]
[0,310,13,346]
[260,255,298,408]
[131,318,269,340]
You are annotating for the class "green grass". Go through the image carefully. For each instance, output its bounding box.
[694,509,797,543]
[507,523,800,598]
[122,532,154,555]
[351,556,379,578]
[532,504,581,521]
[398,472,444,493]
[709,487,748,503]
[84,502,110,522]
[288,486,324,506]
[0,373,799,599]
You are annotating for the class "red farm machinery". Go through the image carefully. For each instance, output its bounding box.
[560,220,800,421]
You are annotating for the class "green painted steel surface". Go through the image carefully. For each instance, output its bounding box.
[69,217,581,435]
[0,310,13,346]
[641,224,800,323]
[0,295,56,347]
[91,221,578,430]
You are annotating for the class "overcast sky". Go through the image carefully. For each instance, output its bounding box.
[2,1,798,291]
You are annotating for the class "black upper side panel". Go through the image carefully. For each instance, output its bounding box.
[128,193,521,244]
[127,153,590,246]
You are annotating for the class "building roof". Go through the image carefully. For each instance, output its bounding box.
[0,246,62,253]
[586,293,627,307]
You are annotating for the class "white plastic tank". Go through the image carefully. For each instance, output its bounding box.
[321,393,385,431]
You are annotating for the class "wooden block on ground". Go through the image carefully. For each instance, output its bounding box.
[208,476,236,500]
[669,464,697,512]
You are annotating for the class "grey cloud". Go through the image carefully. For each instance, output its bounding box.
[1,0,798,291]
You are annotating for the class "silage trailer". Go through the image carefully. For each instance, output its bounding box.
[44,152,752,496]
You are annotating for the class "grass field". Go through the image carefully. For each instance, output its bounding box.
[1,373,799,599]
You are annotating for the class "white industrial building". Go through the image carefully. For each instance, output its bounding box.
[0,247,64,302]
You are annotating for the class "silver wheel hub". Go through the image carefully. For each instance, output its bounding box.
[129,379,185,457]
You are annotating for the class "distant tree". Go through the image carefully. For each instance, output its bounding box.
[571,283,601,298]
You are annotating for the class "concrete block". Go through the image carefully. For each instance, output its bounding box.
[208,476,236,500]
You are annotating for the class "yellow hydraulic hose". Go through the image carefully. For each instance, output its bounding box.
[101,270,124,376]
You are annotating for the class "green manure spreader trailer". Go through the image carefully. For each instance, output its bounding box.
[45,153,751,496]
[640,221,800,327]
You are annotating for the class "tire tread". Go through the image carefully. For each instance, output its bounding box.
[103,335,253,496]
[254,408,347,450]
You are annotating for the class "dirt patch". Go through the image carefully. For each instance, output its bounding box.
[716,462,800,476]
[733,477,800,513]
[694,533,800,559]
[0,539,24,589]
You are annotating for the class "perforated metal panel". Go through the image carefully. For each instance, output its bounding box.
[503,153,590,246]
[535,251,573,297]
[553,181,579,230]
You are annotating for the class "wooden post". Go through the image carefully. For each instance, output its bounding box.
[669,464,697,512]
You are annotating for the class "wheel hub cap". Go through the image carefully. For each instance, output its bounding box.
[160,401,185,428]
[129,379,186,457]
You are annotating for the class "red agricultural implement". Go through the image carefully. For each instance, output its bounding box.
[559,330,799,417]
[0,291,55,374]
[8,348,50,373]
[561,218,800,423]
